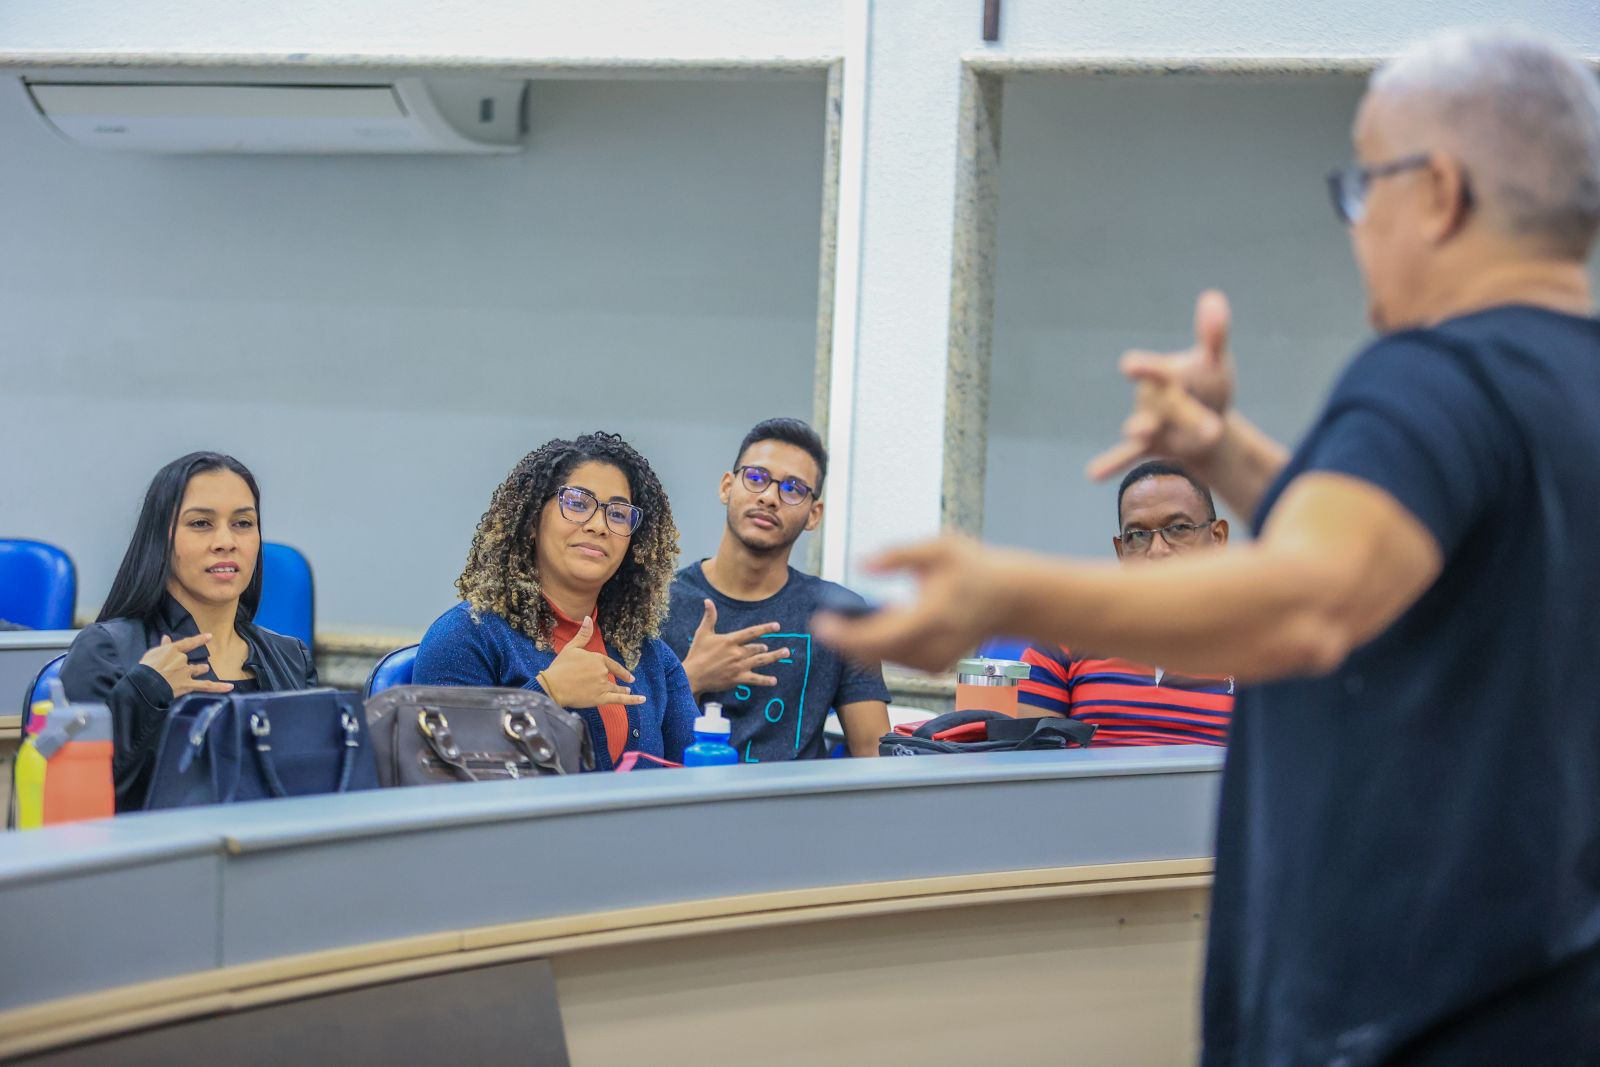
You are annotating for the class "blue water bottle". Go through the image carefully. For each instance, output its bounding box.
[682,702,739,767]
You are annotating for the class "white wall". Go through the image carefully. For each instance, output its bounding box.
[1,76,827,631]
[15,0,1595,68]
[984,71,1600,558]
[0,0,844,62]
[828,0,1600,591]
[997,0,1600,56]
[984,73,1368,554]
[6,0,1599,614]
[836,0,974,588]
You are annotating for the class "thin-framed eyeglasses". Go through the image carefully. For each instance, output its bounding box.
[554,485,642,536]
[1325,152,1433,225]
[733,465,815,506]
[1118,521,1216,553]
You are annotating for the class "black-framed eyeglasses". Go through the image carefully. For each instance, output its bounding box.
[1326,152,1433,225]
[554,485,642,536]
[1117,521,1215,553]
[733,465,815,506]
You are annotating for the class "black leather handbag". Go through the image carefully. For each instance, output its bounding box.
[364,685,594,786]
[145,689,380,809]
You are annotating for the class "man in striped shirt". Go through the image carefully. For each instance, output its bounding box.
[1018,460,1233,745]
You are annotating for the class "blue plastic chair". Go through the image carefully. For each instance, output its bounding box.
[365,644,419,698]
[21,652,68,730]
[255,542,314,647]
[0,540,77,630]
[978,637,1034,661]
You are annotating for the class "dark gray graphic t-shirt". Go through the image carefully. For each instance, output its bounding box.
[661,562,891,761]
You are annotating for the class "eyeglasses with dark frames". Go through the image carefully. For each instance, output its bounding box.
[1117,521,1216,553]
[554,485,642,536]
[1325,152,1470,226]
[733,465,815,507]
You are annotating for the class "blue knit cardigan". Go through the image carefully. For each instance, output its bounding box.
[414,602,696,771]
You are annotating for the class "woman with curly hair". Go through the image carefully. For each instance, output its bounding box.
[415,432,696,769]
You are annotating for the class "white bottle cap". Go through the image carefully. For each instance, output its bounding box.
[694,701,731,735]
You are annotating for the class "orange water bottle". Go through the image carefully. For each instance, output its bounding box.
[15,681,114,828]
[954,658,1030,717]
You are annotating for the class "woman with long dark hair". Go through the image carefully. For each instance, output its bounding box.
[61,452,317,810]
[415,432,696,769]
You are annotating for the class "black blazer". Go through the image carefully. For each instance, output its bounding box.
[60,595,318,811]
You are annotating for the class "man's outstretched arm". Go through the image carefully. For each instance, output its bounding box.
[816,472,1441,683]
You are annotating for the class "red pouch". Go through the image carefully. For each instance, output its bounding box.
[614,752,683,772]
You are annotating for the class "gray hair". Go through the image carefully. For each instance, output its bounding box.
[1371,25,1600,258]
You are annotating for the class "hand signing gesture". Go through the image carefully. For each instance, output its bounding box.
[1086,290,1235,481]
[680,600,790,696]
[138,633,235,699]
[539,616,646,709]
[813,538,1013,674]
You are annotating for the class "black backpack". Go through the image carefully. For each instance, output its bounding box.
[880,710,1095,756]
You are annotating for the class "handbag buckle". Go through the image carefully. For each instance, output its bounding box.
[503,712,554,758]
[249,711,272,751]
[418,709,461,759]
[341,710,360,749]
[501,711,529,742]
[179,700,229,773]
[503,710,560,774]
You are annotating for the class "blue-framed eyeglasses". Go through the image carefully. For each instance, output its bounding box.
[734,466,815,506]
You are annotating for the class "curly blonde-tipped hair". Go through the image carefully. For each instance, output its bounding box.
[456,432,679,668]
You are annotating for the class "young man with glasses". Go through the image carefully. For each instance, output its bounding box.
[818,26,1600,1063]
[661,418,890,761]
[1015,460,1233,745]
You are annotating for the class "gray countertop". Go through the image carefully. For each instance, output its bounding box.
[0,746,1224,1012]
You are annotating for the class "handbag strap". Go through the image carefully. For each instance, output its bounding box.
[502,710,565,776]
[614,752,683,771]
[986,714,1097,748]
[912,710,1008,740]
[248,711,290,799]
[417,710,477,782]
[336,709,362,792]
[248,707,364,798]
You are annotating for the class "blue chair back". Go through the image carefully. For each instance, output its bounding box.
[365,644,419,698]
[255,542,314,647]
[22,652,68,729]
[977,637,1033,662]
[0,540,77,630]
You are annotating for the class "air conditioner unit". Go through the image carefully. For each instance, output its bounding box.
[23,77,527,154]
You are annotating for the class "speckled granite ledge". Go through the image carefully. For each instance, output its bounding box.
[962,54,1386,75]
[941,64,1003,537]
[0,52,838,76]
[962,52,1600,76]
[314,631,420,691]
[884,667,957,714]
[312,630,955,710]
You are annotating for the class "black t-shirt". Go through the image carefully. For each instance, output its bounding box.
[660,562,891,761]
[1204,307,1600,1065]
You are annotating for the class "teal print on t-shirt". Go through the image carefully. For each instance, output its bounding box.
[741,632,812,763]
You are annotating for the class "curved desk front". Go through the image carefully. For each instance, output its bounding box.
[0,747,1223,1065]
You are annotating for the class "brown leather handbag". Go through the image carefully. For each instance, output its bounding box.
[364,686,594,786]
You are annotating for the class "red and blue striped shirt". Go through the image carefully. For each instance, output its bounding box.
[1017,645,1233,747]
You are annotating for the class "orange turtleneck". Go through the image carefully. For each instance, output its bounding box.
[546,600,629,764]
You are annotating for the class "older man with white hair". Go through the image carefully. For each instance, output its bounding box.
[818,25,1600,1064]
